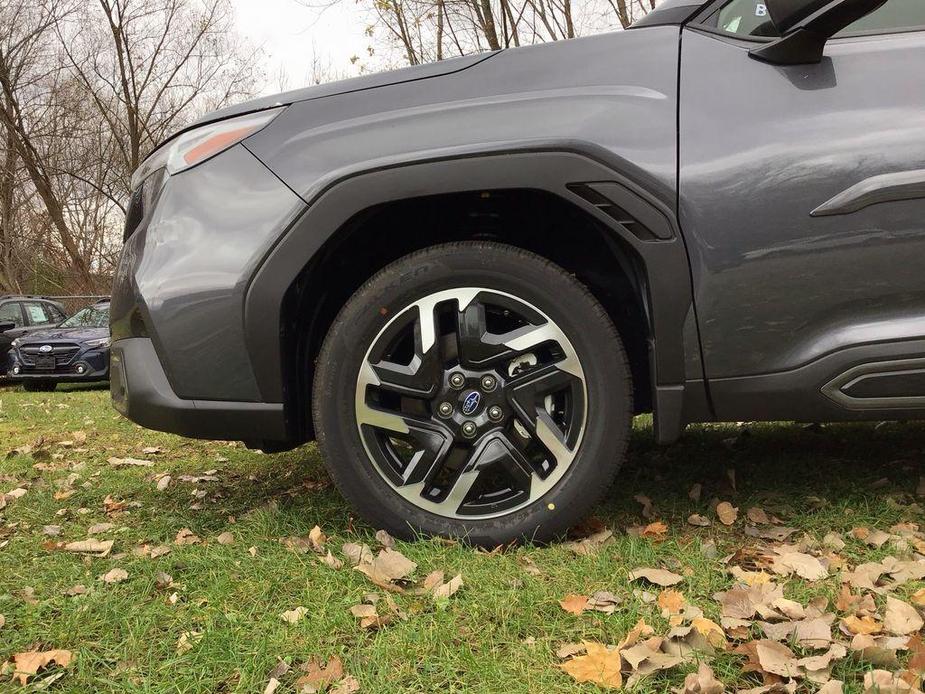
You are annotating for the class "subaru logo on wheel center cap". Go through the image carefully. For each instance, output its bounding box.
[39,345,53,353]
[462,391,481,416]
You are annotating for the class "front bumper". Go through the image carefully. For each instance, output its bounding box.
[111,338,286,442]
[9,348,109,382]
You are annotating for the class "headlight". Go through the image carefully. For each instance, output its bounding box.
[130,107,285,190]
[84,337,110,349]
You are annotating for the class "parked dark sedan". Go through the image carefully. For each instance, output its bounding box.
[9,301,111,391]
[0,296,68,376]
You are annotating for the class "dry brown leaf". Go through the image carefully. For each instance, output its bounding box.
[634,493,654,519]
[175,528,201,545]
[355,548,417,591]
[817,681,844,694]
[747,507,771,524]
[350,604,377,618]
[216,532,234,545]
[432,574,463,599]
[99,568,129,584]
[156,475,171,491]
[63,539,113,557]
[688,514,711,527]
[296,657,344,692]
[331,675,360,694]
[560,594,590,615]
[911,588,925,607]
[308,525,326,552]
[863,670,923,694]
[641,521,669,541]
[629,567,683,586]
[342,542,374,566]
[716,502,738,525]
[564,528,614,556]
[842,614,882,635]
[559,641,622,689]
[281,606,309,624]
[375,529,395,548]
[676,662,725,694]
[771,551,828,581]
[884,596,924,636]
[108,456,153,467]
[11,649,73,685]
[319,551,343,569]
[755,640,800,678]
[658,589,687,615]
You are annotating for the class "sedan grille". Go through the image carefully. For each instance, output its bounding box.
[20,343,81,367]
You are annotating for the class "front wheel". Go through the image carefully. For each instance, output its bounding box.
[313,242,632,545]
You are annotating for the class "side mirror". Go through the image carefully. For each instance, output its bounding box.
[750,0,888,65]
[0,321,15,333]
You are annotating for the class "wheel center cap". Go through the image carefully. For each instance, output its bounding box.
[461,390,482,416]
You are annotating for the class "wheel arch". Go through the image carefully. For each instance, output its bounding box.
[244,149,709,445]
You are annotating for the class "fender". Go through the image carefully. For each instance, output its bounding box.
[243,146,710,442]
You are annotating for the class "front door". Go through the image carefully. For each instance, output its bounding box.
[679,0,925,418]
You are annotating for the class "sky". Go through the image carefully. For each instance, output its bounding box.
[231,0,371,95]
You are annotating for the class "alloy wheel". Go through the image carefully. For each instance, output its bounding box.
[355,287,587,520]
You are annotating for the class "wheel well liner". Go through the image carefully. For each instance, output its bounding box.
[243,150,702,443]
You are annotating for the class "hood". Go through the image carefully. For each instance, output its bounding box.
[174,52,497,142]
[19,327,109,344]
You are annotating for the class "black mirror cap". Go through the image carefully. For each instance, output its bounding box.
[750,0,888,65]
[0,321,15,333]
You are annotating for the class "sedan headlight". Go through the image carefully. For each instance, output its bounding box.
[130,107,285,190]
[84,337,110,349]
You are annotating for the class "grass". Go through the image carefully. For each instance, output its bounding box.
[0,383,923,692]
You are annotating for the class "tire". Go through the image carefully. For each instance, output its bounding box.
[313,242,632,546]
[23,381,57,392]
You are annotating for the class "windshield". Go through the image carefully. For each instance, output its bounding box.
[60,305,110,329]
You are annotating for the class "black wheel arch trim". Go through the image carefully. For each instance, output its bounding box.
[242,144,708,443]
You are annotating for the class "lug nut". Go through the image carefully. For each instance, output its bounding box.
[461,421,478,438]
[449,373,466,389]
[488,405,503,422]
[480,374,497,391]
[437,401,453,418]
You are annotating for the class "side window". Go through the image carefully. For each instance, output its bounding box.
[23,302,52,325]
[46,304,66,323]
[0,302,24,327]
[709,0,925,37]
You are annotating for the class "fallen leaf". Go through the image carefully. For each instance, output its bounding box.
[634,493,654,519]
[563,528,614,556]
[342,542,373,566]
[716,502,738,525]
[331,675,360,694]
[99,568,129,584]
[175,528,201,545]
[319,551,343,569]
[281,606,309,624]
[216,532,235,545]
[641,521,669,541]
[629,567,683,586]
[64,539,113,557]
[11,649,73,685]
[176,630,201,654]
[771,551,828,581]
[659,589,687,615]
[688,514,711,527]
[375,529,395,548]
[560,594,590,615]
[755,640,800,678]
[308,525,326,553]
[108,456,154,467]
[355,548,417,590]
[559,641,622,689]
[432,574,463,599]
[842,614,883,635]
[87,522,114,535]
[863,670,923,693]
[747,507,771,524]
[817,681,844,694]
[884,596,924,636]
[156,475,171,491]
[296,657,344,692]
[676,662,725,694]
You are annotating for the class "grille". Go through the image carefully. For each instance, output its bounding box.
[20,343,81,367]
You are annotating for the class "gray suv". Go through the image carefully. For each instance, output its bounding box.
[112,0,925,544]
